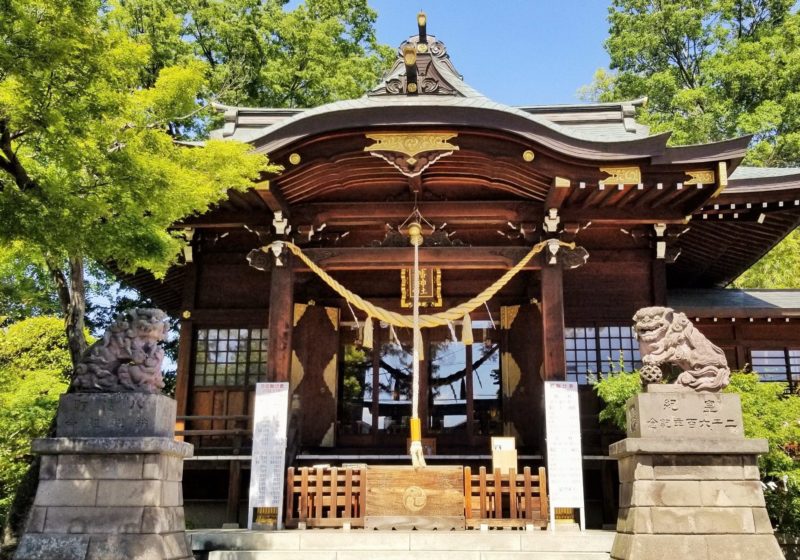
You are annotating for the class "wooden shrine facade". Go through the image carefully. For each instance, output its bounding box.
[122,18,800,527]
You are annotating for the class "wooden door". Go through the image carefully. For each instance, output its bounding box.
[500,302,545,450]
[291,303,340,447]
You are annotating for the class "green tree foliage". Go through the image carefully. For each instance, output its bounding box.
[0,0,390,366]
[0,318,73,533]
[584,0,800,287]
[591,0,798,161]
[732,228,800,288]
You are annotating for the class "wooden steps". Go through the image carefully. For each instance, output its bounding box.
[189,529,614,560]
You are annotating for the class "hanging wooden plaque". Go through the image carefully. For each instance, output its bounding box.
[400,267,442,308]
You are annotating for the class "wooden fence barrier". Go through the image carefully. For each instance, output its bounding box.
[285,467,365,528]
[463,466,549,529]
[285,465,547,530]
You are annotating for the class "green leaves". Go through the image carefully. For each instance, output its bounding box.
[0,317,73,529]
[592,371,642,431]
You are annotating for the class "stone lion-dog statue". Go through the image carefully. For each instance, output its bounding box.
[71,308,169,393]
[632,306,730,392]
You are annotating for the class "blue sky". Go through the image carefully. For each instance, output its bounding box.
[366,1,613,106]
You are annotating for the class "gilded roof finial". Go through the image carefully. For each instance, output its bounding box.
[417,12,427,44]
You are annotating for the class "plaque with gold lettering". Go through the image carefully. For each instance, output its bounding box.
[400,267,442,308]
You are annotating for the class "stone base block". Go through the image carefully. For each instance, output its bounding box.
[56,393,177,438]
[611,533,784,560]
[610,433,784,560]
[15,436,193,560]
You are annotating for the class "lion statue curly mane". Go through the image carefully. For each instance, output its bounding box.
[632,306,730,392]
[70,308,169,394]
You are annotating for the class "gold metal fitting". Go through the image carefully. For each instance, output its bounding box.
[403,45,417,66]
[523,150,535,162]
[417,12,427,28]
[289,153,301,165]
[406,222,424,246]
[407,83,418,93]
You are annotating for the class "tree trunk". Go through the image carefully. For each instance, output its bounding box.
[45,254,89,368]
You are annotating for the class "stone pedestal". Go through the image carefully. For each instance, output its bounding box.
[610,388,784,560]
[14,394,194,560]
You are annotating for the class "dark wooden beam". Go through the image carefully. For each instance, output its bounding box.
[267,262,295,382]
[296,246,540,271]
[541,264,566,381]
[561,207,688,224]
[174,211,270,229]
[291,201,543,229]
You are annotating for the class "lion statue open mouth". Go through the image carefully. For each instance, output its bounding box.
[632,306,730,392]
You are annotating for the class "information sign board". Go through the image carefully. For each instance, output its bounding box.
[248,382,290,529]
[544,381,585,530]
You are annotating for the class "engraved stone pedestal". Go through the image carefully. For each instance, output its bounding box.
[14,394,194,560]
[610,387,784,560]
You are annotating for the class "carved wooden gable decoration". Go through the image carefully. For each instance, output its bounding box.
[368,31,462,97]
[364,132,459,177]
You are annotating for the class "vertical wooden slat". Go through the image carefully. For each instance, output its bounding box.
[493,468,502,519]
[358,468,366,519]
[539,467,549,520]
[300,468,309,521]
[509,468,517,519]
[344,468,353,519]
[463,467,472,520]
[330,467,339,520]
[314,467,324,519]
[285,467,295,525]
[523,467,533,521]
[479,467,487,518]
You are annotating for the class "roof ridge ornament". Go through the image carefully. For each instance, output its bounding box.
[368,12,463,97]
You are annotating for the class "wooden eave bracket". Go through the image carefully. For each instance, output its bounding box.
[545,176,571,210]
[254,180,291,218]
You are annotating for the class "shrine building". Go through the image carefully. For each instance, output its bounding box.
[124,16,800,528]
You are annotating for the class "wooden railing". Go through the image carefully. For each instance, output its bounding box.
[463,466,548,529]
[284,465,548,530]
[284,467,366,528]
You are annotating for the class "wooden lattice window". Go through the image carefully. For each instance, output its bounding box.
[193,327,268,387]
[565,325,641,384]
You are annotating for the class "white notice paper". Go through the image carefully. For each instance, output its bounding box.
[248,382,290,528]
[544,381,585,529]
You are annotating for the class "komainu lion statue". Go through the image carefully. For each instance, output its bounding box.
[71,308,169,393]
[632,306,730,392]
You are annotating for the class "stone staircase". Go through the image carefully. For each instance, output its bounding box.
[189,529,615,560]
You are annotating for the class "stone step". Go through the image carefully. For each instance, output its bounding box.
[190,529,614,560]
[208,553,610,560]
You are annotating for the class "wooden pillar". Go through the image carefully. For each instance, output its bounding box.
[226,459,242,524]
[465,343,475,444]
[267,262,295,383]
[541,263,566,381]
[175,261,197,421]
[371,327,381,440]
